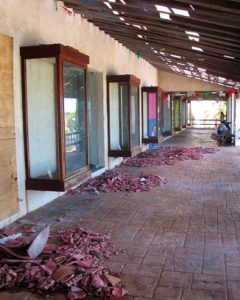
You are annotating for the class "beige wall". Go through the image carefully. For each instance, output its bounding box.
[158,70,224,92]
[0,0,158,226]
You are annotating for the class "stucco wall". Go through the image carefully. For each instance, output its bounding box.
[0,0,158,226]
[158,70,224,92]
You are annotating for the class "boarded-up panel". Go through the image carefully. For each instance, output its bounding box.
[0,33,18,220]
[0,140,18,219]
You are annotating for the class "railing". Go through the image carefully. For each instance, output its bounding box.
[65,131,81,146]
[190,119,221,128]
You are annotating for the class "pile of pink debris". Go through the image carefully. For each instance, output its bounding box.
[120,146,217,167]
[68,171,166,195]
[0,225,127,299]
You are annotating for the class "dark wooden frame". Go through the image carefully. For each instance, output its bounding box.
[141,86,162,144]
[107,74,141,157]
[21,44,90,191]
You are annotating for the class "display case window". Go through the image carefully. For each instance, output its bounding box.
[182,100,187,128]
[26,57,59,180]
[131,85,139,146]
[87,70,104,170]
[163,94,171,134]
[173,97,181,131]
[107,75,140,157]
[64,63,87,175]
[142,87,162,144]
[21,44,89,191]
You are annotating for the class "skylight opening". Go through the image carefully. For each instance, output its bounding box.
[224,55,235,59]
[192,46,203,52]
[185,31,199,37]
[172,8,190,17]
[170,54,181,59]
[218,77,226,81]
[188,36,199,42]
[104,2,112,9]
[112,10,119,15]
[159,13,171,20]
[155,5,171,13]
[133,24,141,29]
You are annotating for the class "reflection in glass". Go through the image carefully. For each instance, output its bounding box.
[174,98,180,129]
[163,96,171,132]
[109,82,129,150]
[64,63,86,175]
[142,92,148,138]
[26,58,59,179]
[131,86,139,146]
[182,101,186,126]
[143,92,157,138]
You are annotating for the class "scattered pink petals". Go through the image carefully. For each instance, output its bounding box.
[120,146,217,167]
[68,172,166,195]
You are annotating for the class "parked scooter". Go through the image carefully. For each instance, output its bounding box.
[211,120,234,144]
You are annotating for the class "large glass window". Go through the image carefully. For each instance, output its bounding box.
[182,101,187,127]
[87,71,104,170]
[174,98,181,130]
[107,75,140,157]
[131,85,139,146]
[109,82,129,150]
[142,92,157,139]
[64,63,87,175]
[26,58,59,180]
[163,95,171,132]
[142,87,161,143]
[21,44,89,191]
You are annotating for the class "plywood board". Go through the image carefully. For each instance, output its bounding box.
[0,126,15,140]
[0,33,18,220]
[0,33,15,129]
[0,139,18,220]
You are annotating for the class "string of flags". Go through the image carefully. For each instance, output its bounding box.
[161,89,238,100]
[55,0,75,16]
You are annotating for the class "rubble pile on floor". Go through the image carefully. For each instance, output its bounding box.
[0,225,127,299]
[121,146,217,167]
[68,171,166,195]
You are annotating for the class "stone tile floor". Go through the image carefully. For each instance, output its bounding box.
[2,129,240,299]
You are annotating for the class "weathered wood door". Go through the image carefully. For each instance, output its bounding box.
[0,33,18,220]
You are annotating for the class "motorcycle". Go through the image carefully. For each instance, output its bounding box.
[211,121,235,144]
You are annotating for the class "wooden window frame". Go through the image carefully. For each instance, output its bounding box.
[21,44,90,191]
[107,74,141,157]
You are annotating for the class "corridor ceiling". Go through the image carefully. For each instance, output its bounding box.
[62,0,240,88]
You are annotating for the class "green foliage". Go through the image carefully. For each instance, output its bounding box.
[65,112,76,133]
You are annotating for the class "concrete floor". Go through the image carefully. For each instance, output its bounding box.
[2,128,240,300]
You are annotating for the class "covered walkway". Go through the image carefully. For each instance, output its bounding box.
[2,129,240,299]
